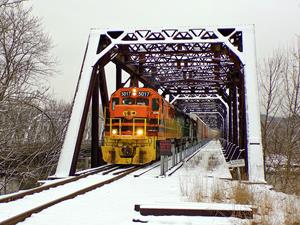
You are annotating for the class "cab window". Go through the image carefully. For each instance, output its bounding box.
[112,98,119,110]
[152,98,159,111]
[122,98,134,105]
[136,98,149,106]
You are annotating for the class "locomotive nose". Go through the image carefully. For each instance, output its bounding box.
[121,146,135,157]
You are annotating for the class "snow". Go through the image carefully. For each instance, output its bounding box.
[2,140,299,225]
[138,202,253,211]
[0,173,115,221]
[14,141,247,225]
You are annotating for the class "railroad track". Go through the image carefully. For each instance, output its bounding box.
[0,164,116,203]
[0,166,142,225]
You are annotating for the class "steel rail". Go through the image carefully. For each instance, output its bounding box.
[0,164,116,203]
[0,166,141,225]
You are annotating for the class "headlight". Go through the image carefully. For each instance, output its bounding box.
[132,88,137,96]
[112,129,118,135]
[136,129,143,136]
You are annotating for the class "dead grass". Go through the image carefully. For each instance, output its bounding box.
[211,182,224,203]
[193,186,205,202]
[232,183,254,205]
[207,154,221,171]
[179,176,206,202]
[188,155,202,168]
[253,193,273,225]
[283,196,300,225]
[179,176,190,197]
[179,168,300,225]
[189,177,205,202]
[251,189,300,225]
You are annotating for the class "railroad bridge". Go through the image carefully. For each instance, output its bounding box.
[55,26,265,182]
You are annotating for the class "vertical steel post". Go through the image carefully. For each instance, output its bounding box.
[69,67,98,175]
[160,156,165,176]
[228,99,233,142]
[116,65,122,89]
[171,141,176,167]
[239,81,247,168]
[91,73,100,168]
[99,67,109,112]
[180,142,184,161]
[223,111,227,139]
[232,87,238,145]
[243,26,265,182]
[97,66,108,165]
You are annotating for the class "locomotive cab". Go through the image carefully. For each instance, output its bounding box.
[102,87,161,164]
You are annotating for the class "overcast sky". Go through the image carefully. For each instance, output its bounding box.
[27,0,300,101]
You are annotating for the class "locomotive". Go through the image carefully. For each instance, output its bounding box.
[101,87,208,164]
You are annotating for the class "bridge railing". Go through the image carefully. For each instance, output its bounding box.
[219,138,246,180]
[219,138,245,161]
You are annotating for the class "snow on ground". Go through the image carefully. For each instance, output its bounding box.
[3,140,299,225]
[15,141,247,225]
[0,173,116,222]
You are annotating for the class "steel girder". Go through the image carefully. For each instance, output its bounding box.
[55,26,265,182]
[107,29,242,135]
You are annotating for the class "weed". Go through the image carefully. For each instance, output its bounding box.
[258,194,273,225]
[211,181,224,203]
[179,176,206,202]
[283,196,300,225]
[179,176,191,197]
[188,155,202,168]
[232,183,254,205]
[207,154,220,171]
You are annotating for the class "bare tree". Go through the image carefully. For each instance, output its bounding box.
[0,5,54,102]
[0,3,59,194]
[0,0,25,7]
[259,50,284,156]
[259,46,300,194]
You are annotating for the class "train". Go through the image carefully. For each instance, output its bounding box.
[101,87,210,164]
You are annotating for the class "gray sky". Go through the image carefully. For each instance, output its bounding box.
[28,0,300,101]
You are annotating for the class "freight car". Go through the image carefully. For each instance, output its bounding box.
[101,87,208,164]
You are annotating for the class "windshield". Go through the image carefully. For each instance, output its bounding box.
[122,98,134,105]
[122,98,149,105]
[136,98,149,105]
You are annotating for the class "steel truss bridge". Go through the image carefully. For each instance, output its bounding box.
[55,26,265,182]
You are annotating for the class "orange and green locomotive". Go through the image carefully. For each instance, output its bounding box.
[101,87,208,164]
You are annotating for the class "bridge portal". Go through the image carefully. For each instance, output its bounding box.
[54,26,265,182]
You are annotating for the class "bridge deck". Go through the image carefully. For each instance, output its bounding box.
[189,140,232,179]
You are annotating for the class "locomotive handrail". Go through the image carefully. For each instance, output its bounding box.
[110,117,148,137]
[110,118,121,136]
[133,118,147,136]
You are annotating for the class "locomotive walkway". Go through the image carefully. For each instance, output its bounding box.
[15,140,253,225]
